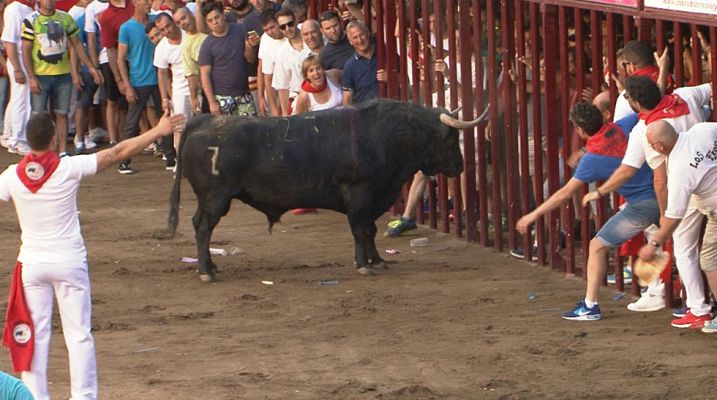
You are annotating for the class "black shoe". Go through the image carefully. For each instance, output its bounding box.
[165,158,176,171]
[118,162,134,175]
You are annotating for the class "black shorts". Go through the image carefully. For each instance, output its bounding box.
[100,62,122,102]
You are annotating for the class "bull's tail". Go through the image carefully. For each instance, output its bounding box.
[168,119,192,236]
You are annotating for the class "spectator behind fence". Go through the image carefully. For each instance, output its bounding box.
[639,121,717,334]
[517,102,657,322]
[174,6,207,114]
[342,20,386,105]
[257,8,286,116]
[1,0,35,155]
[271,9,312,116]
[199,1,260,116]
[21,0,103,157]
[0,371,33,400]
[583,76,713,329]
[292,54,342,114]
[319,10,354,72]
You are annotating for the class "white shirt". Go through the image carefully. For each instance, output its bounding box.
[613,90,634,122]
[68,5,85,20]
[154,31,190,97]
[1,2,35,56]
[0,155,98,264]
[271,40,313,95]
[258,34,286,75]
[306,78,343,112]
[622,83,713,170]
[665,123,717,218]
[84,0,109,64]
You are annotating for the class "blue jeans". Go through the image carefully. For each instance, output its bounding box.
[31,74,73,114]
[596,198,660,247]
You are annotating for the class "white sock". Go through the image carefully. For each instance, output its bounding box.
[584,298,598,308]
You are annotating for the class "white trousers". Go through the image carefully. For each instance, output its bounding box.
[3,60,30,144]
[21,261,98,400]
[672,207,711,316]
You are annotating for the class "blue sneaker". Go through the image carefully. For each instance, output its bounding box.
[562,300,602,321]
[607,267,633,284]
[702,317,717,333]
[383,217,417,237]
[672,306,688,318]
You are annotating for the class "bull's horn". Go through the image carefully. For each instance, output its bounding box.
[440,105,491,129]
[448,106,462,117]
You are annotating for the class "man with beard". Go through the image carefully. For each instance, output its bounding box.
[319,9,353,72]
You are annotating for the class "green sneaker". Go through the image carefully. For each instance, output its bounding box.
[384,217,417,237]
[702,317,717,333]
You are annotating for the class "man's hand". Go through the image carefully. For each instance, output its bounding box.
[581,190,600,207]
[28,77,41,94]
[72,73,84,91]
[209,100,221,115]
[376,69,387,82]
[90,67,104,85]
[566,148,585,169]
[14,69,26,84]
[516,214,535,235]
[125,86,138,103]
[117,79,127,95]
[638,243,657,262]
[246,32,260,48]
[257,95,266,116]
[156,109,187,135]
[191,96,201,114]
[654,48,669,72]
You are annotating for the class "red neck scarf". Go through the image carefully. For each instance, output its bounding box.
[301,79,327,93]
[586,122,628,158]
[631,65,674,93]
[16,151,60,193]
[2,262,34,372]
[639,94,690,125]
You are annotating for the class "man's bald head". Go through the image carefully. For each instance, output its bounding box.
[592,90,612,123]
[646,120,678,155]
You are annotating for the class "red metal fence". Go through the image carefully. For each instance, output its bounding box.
[308,0,716,301]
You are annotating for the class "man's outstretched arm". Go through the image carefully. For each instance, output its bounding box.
[517,178,584,234]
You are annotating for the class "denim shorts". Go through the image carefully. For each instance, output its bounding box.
[596,198,660,247]
[76,70,99,108]
[31,73,73,114]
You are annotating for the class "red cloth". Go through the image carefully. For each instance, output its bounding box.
[640,94,690,125]
[585,122,628,158]
[631,65,674,93]
[2,263,34,372]
[301,79,326,93]
[16,151,60,193]
[56,0,79,11]
[159,0,185,10]
[100,1,134,49]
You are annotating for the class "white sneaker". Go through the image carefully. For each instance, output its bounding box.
[7,141,30,155]
[88,127,108,143]
[627,292,666,312]
[0,136,10,148]
[84,136,98,149]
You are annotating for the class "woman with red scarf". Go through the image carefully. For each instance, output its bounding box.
[292,54,343,114]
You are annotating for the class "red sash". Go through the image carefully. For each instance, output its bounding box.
[301,79,327,93]
[2,262,34,372]
[640,94,690,125]
[16,152,60,193]
[586,122,627,158]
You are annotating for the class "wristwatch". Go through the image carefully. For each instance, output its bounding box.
[649,239,660,248]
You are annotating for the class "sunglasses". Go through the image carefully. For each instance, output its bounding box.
[279,20,295,30]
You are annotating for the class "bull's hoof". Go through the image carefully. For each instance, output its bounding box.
[199,274,216,282]
[356,266,375,276]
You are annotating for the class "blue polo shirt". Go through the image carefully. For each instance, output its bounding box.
[342,49,378,104]
[118,15,157,87]
[573,114,655,204]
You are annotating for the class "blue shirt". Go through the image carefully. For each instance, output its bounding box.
[342,49,378,104]
[574,114,655,203]
[118,16,157,87]
[0,371,34,400]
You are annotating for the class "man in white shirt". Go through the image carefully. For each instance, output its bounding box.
[271,9,315,116]
[583,76,713,328]
[639,121,717,333]
[1,0,35,155]
[154,12,189,153]
[0,110,185,400]
[257,8,285,116]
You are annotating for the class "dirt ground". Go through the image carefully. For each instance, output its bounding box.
[0,150,714,400]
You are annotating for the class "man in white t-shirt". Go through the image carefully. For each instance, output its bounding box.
[154,12,189,153]
[257,8,285,116]
[1,0,35,155]
[639,121,717,334]
[271,9,313,116]
[0,111,184,400]
[583,76,713,328]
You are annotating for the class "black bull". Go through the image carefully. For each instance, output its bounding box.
[168,99,486,282]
